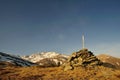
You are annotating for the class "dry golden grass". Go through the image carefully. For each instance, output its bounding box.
[0,65,120,80]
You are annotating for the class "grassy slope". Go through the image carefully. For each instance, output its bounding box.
[0,65,120,80]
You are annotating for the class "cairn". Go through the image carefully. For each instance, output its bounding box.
[62,48,103,71]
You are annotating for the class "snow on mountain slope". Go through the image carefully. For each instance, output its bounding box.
[21,52,69,66]
[0,52,35,66]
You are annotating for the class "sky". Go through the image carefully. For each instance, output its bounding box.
[0,0,120,57]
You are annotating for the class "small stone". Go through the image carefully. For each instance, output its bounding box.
[64,64,73,71]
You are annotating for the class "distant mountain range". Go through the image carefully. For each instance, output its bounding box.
[0,51,120,68]
[21,52,69,67]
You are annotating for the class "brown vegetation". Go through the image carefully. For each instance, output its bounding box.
[0,65,120,80]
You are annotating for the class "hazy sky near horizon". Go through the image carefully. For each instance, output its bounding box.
[0,0,120,57]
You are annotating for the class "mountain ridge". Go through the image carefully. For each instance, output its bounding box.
[1,51,120,68]
[0,51,120,80]
[21,52,69,67]
[0,52,35,67]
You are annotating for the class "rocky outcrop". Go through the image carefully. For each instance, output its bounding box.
[62,48,103,71]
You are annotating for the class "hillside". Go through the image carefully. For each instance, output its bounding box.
[97,54,120,69]
[0,52,35,67]
[0,51,120,80]
[0,65,120,80]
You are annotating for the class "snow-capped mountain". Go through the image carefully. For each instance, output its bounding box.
[22,52,69,67]
[0,52,35,66]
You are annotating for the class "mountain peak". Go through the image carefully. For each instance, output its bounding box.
[21,52,69,67]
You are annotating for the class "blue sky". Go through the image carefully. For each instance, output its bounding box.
[0,0,120,57]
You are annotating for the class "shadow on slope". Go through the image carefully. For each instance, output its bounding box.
[97,54,120,69]
[102,62,116,69]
